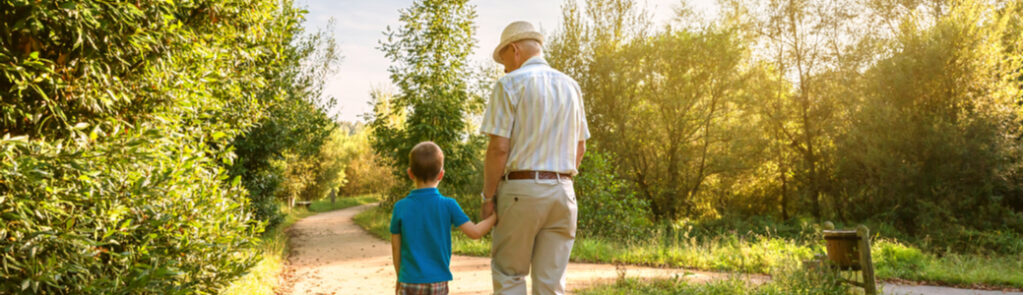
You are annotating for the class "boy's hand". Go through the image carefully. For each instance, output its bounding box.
[395,281,400,295]
[481,201,495,220]
[487,211,498,226]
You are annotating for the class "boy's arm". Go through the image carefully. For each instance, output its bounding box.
[457,214,497,239]
[391,234,401,275]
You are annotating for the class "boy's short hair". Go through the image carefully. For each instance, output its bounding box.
[409,141,444,182]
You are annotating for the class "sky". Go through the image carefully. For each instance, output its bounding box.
[297,0,718,122]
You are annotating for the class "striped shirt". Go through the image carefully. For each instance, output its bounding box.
[480,56,590,176]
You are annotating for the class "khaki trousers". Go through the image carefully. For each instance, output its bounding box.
[491,178,577,295]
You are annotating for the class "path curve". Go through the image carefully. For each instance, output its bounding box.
[278,204,1017,295]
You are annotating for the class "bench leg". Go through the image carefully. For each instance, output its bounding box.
[857,225,877,295]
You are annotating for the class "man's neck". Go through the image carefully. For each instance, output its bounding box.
[520,53,542,64]
[413,181,439,189]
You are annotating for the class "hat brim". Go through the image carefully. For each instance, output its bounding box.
[492,32,544,63]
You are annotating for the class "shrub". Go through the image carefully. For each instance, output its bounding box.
[575,150,653,239]
[873,239,928,278]
[0,0,306,292]
[0,131,259,293]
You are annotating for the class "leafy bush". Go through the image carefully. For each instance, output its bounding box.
[335,124,399,197]
[1,131,258,294]
[873,239,928,278]
[228,18,341,228]
[575,150,653,239]
[0,0,309,292]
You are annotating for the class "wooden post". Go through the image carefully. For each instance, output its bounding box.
[856,225,877,295]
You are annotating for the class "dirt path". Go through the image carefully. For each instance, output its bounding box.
[278,204,1017,295]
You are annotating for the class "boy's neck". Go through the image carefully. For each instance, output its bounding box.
[413,180,439,190]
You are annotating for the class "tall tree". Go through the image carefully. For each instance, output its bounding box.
[550,0,775,219]
[729,0,870,220]
[229,23,340,225]
[369,0,479,206]
[835,0,1021,238]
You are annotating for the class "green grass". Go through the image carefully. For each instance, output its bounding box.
[220,195,379,295]
[872,239,1023,287]
[576,267,851,295]
[307,195,379,212]
[578,277,761,295]
[352,204,1022,289]
[571,235,818,274]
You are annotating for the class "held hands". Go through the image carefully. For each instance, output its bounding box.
[480,192,496,222]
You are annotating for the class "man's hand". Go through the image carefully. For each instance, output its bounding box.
[482,135,509,222]
[481,200,495,220]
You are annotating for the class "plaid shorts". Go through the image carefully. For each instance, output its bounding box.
[398,281,448,295]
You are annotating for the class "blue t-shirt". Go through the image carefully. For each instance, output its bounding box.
[389,187,470,284]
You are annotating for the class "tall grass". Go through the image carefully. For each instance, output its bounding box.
[352,204,1023,289]
[220,195,379,295]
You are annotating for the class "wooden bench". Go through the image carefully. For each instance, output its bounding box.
[295,201,312,209]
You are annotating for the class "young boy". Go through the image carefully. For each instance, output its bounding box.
[390,141,497,295]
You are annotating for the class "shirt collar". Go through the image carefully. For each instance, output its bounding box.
[521,55,548,68]
[409,187,440,197]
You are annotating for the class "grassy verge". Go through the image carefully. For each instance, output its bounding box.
[307,195,380,212]
[220,195,379,295]
[576,267,850,295]
[353,204,1022,289]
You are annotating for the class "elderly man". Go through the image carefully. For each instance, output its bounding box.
[479,21,589,295]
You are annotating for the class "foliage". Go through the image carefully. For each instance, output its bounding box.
[873,239,927,279]
[1,133,259,294]
[832,0,1022,242]
[228,21,341,228]
[0,0,311,292]
[334,123,399,197]
[546,0,1022,258]
[574,150,652,239]
[368,0,485,208]
[274,123,346,208]
[550,0,777,220]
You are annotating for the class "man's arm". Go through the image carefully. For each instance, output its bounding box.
[481,135,510,219]
[458,214,498,239]
[576,140,586,169]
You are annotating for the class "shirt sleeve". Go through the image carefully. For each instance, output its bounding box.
[576,85,591,140]
[480,80,515,138]
[578,107,591,140]
[389,205,402,234]
[448,199,471,227]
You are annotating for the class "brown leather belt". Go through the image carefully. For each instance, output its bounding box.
[505,171,572,180]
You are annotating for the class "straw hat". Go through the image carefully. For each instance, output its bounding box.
[493,21,544,63]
